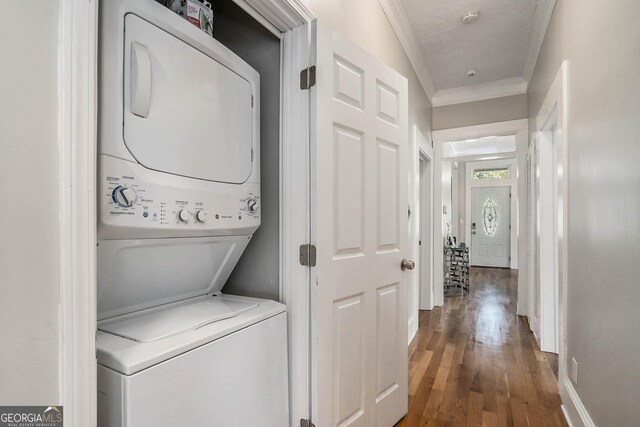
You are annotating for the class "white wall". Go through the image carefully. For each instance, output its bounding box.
[529,0,640,425]
[0,1,61,404]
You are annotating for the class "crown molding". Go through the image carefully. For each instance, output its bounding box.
[523,0,557,82]
[238,0,314,34]
[431,77,528,107]
[378,0,436,100]
[378,0,555,107]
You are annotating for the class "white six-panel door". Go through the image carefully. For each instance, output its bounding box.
[310,20,409,427]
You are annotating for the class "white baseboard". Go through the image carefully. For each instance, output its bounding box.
[560,377,596,427]
[408,316,418,345]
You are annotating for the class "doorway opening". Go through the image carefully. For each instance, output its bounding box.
[431,120,528,309]
[530,104,565,354]
[529,62,568,364]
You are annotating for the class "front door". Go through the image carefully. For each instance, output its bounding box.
[310,20,410,427]
[470,186,510,267]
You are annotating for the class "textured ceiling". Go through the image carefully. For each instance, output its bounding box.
[400,0,539,90]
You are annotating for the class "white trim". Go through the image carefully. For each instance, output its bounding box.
[464,159,518,269]
[433,119,529,142]
[409,126,433,341]
[431,77,528,107]
[408,126,420,342]
[232,0,283,37]
[418,148,434,312]
[523,0,557,82]
[241,0,313,32]
[378,0,436,99]
[533,60,568,353]
[59,0,98,425]
[560,377,596,427]
[280,24,312,427]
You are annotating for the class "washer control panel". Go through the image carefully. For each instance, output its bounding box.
[99,156,260,239]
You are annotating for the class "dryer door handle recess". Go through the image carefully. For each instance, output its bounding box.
[131,41,151,118]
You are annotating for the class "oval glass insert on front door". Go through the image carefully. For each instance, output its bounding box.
[482,197,499,237]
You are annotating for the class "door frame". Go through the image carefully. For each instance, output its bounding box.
[65,1,315,426]
[432,119,528,312]
[465,158,517,269]
[409,126,433,343]
[418,145,434,312]
[59,0,98,425]
[533,62,569,396]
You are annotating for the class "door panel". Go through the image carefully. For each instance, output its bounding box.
[311,20,409,427]
[333,295,365,426]
[333,126,365,257]
[470,186,511,267]
[377,140,399,251]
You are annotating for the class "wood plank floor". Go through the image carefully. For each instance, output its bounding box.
[395,267,567,427]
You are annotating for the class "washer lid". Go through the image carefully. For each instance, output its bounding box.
[97,236,251,320]
[123,13,255,184]
[99,295,258,342]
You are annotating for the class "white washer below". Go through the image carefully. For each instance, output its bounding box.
[97,294,288,427]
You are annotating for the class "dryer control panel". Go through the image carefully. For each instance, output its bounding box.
[98,155,260,240]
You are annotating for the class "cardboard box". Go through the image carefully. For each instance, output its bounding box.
[162,0,213,36]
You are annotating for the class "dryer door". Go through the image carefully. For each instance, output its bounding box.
[123,14,254,184]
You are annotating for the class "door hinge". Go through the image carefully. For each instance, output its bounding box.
[299,244,317,267]
[251,147,254,161]
[300,419,316,427]
[300,66,317,90]
[251,95,254,108]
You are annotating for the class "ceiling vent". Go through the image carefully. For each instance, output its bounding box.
[461,11,480,24]
[466,69,478,78]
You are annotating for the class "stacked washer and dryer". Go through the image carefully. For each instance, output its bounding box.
[96,1,288,426]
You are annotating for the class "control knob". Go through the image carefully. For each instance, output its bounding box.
[195,210,207,223]
[177,210,190,223]
[247,198,258,213]
[112,186,137,208]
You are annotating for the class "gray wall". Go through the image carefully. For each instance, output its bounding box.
[0,2,61,404]
[213,0,282,301]
[433,94,528,131]
[529,1,640,425]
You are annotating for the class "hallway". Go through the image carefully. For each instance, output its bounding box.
[396,268,566,426]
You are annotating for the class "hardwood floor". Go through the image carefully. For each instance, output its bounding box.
[395,267,567,427]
